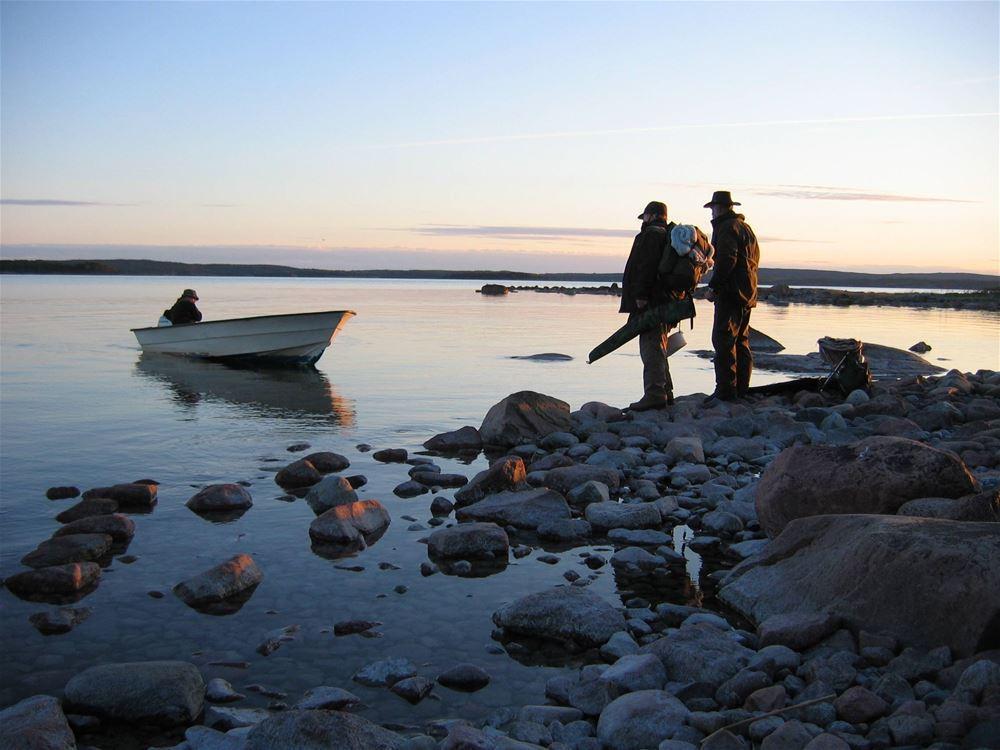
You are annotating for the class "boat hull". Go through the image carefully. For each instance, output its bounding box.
[132,310,355,366]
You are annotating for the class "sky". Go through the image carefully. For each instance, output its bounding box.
[1,1,998,274]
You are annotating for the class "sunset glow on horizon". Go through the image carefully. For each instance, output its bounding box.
[1,1,997,274]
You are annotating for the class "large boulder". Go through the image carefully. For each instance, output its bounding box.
[173,553,263,611]
[304,475,358,515]
[596,690,690,750]
[245,709,405,749]
[585,501,661,530]
[82,482,157,509]
[21,534,112,568]
[492,586,626,647]
[424,425,483,453]
[453,456,527,506]
[186,484,253,513]
[544,465,621,497]
[897,489,999,522]
[55,497,118,524]
[4,562,101,601]
[275,459,322,488]
[639,620,754,687]
[456,488,571,530]
[756,436,979,537]
[479,391,573,448]
[309,500,390,547]
[64,661,204,726]
[719,514,1000,657]
[426,523,509,560]
[53,514,135,545]
[0,694,75,750]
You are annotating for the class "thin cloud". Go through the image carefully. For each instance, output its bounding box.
[410,224,635,240]
[1,198,136,207]
[750,185,973,203]
[369,111,998,149]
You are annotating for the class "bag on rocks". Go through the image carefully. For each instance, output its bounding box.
[818,337,872,396]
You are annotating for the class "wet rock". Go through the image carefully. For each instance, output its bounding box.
[206,678,245,703]
[427,522,509,560]
[64,660,204,726]
[205,705,275,730]
[596,690,691,750]
[21,533,112,568]
[456,488,571,530]
[567,480,610,506]
[759,613,841,651]
[544,464,621,496]
[834,686,887,723]
[390,676,434,704]
[537,518,593,542]
[304,475,358,515]
[275,459,322,489]
[256,625,299,656]
[437,664,491,692]
[897,489,999,522]
[303,451,350,473]
[53,513,135,545]
[83,482,157,509]
[295,686,362,711]
[430,496,455,516]
[585,501,661,530]
[187,484,254,513]
[720,514,1000,657]
[424,426,483,453]
[173,554,263,612]
[755,436,979,537]
[760,719,812,750]
[5,562,101,601]
[411,472,467,488]
[373,448,408,463]
[454,456,528,506]
[479,391,574,448]
[46,486,80,500]
[909,341,932,353]
[309,500,391,546]
[493,586,627,647]
[345,475,367,489]
[600,653,667,693]
[352,657,418,687]
[0,694,75,750]
[393,480,429,498]
[245,709,405,749]
[29,606,92,635]
[609,528,671,546]
[55,497,118,523]
[640,621,754,688]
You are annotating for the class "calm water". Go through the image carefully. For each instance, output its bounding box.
[0,276,997,730]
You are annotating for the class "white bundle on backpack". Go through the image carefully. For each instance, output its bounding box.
[670,224,715,271]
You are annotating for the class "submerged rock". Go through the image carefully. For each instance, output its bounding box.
[54,497,118,524]
[492,586,626,648]
[21,533,113,569]
[5,562,102,601]
[46,486,80,500]
[479,391,574,448]
[173,553,263,612]
[53,513,135,545]
[427,522,509,560]
[63,660,204,727]
[186,484,254,513]
[0,694,75,750]
[352,657,418,687]
[275,459,322,489]
[29,606,92,635]
[424,425,483,453]
[719,514,1000,656]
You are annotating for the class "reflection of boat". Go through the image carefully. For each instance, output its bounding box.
[132,310,355,366]
[135,354,355,424]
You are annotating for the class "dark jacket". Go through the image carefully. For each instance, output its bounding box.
[619,219,672,313]
[708,211,760,308]
[165,297,202,325]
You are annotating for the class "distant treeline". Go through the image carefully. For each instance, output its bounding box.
[1,258,997,290]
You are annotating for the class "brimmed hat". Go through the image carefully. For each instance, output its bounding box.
[703,190,741,208]
[182,289,199,300]
[637,200,668,219]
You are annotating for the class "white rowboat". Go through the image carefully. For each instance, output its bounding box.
[132,310,355,366]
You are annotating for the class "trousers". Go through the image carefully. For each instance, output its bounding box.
[630,312,673,398]
[712,302,753,396]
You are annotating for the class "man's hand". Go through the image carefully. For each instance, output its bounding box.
[636,298,648,309]
[705,289,716,303]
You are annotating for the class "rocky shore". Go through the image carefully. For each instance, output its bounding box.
[487,284,1000,312]
[3,369,1000,749]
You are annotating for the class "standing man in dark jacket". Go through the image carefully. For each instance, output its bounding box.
[704,191,759,402]
[163,289,202,325]
[620,200,676,411]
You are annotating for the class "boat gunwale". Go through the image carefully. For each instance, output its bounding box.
[131,309,356,333]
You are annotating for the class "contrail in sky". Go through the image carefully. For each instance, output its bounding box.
[371,112,998,149]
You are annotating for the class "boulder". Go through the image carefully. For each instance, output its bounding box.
[275,459,322,488]
[424,426,483,453]
[186,484,253,513]
[0,694,75,750]
[173,554,263,610]
[304,475,358,515]
[719,514,1000,656]
[454,456,527,506]
[897,489,999,522]
[53,513,135,545]
[46,486,80,500]
[755,436,979,537]
[479,391,574,448]
[545,465,621,497]
[55,497,118,523]
[492,586,626,647]
[437,664,491,692]
[749,327,785,353]
[295,687,362,711]
[309,500,391,547]
[639,621,754,687]
[21,534,112,568]
[372,448,407,463]
[245,709,405,749]
[600,653,667,693]
[29,606,92,635]
[596,690,690,750]
[303,451,350,473]
[427,523,509,560]
[83,482,157,508]
[456,488,571,530]
[64,660,204,726]
[585,501,661,530]
[4,562,101,601]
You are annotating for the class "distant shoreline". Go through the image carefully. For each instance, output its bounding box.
[0,257,997,290]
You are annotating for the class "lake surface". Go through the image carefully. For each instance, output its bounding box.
[0,276,997,731]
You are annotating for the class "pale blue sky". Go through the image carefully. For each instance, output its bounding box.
[2,1,998,272]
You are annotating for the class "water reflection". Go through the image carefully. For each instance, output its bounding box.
[134,354,355,425]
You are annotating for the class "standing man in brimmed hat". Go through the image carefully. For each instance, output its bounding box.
[703,191,760,403]
[162,289,203,326]
[619,200,676,411]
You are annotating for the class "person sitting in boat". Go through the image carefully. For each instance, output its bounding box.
[159,289,202,326]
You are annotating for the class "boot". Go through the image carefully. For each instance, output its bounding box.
[627,393,666,411]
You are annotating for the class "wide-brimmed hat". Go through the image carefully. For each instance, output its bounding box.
[182,289,199,300]
[703,190,741,208]
[637,200,668,219]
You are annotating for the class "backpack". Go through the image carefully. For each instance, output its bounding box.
[665,224,715,286]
